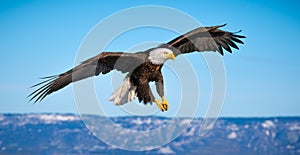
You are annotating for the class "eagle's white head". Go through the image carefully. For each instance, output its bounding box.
[148,48,176,65]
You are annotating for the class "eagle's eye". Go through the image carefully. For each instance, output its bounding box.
[163,51,169,55]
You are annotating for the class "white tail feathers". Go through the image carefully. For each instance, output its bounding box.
[109,77,137,105]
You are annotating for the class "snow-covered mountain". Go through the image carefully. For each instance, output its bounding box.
[0,114,299,154]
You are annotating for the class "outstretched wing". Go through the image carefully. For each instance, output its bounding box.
[28,52,147,103]
[161,24,246,56]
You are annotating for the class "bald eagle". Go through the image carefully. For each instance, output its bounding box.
[29,24,245,112]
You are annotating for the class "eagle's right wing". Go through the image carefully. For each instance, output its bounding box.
[162,24,246,56]
[28,52,147,103]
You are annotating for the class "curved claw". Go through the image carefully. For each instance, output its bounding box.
[154,97,169,112]
[154,99,165,112]
[161,96,169,111]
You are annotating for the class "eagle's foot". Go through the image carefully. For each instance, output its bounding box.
[154,99,166,112]
[154,96,169,112]
[161,96,169,111]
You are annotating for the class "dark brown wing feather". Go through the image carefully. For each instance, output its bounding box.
[161,24,246,56]
[28,52,147,103]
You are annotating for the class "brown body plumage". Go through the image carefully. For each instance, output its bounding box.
[129,62,164,104]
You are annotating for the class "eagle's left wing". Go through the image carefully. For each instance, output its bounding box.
[28,52,147,103]
[161,24,246,56]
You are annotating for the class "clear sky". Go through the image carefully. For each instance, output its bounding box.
[0,0,299,117]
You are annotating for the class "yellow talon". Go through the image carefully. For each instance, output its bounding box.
[154,99,165,112]
[154,97,169,112]
[161,96,169,111]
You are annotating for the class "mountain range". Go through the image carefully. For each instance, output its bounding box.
[0,114,299,154]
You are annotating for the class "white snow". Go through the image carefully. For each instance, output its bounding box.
[289,124,300,131]
[286,145,294,149]
[158,146,175,154]
[180,119,192,125]
[132,118,143,125]
[227,132,237,139]
[261,120,275,128]
[184,127,196,136]
[145,118,152,124]
[89,145,106,151]
[264,130,275,138]
[247,143,251,148]
[228,124,239,131]
[39,114,79,123]
[271,131,276,138]
[265,130,270,136]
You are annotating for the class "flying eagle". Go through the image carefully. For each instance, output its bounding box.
[29,24,245,112]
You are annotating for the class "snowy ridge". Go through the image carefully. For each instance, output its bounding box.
[0,114,299,155]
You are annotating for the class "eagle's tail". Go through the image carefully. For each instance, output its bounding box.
[109,77,137,105]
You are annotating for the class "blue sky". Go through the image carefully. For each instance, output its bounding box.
[0,0,299,117]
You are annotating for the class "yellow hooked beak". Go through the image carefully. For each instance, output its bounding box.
[167,53,176,61]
